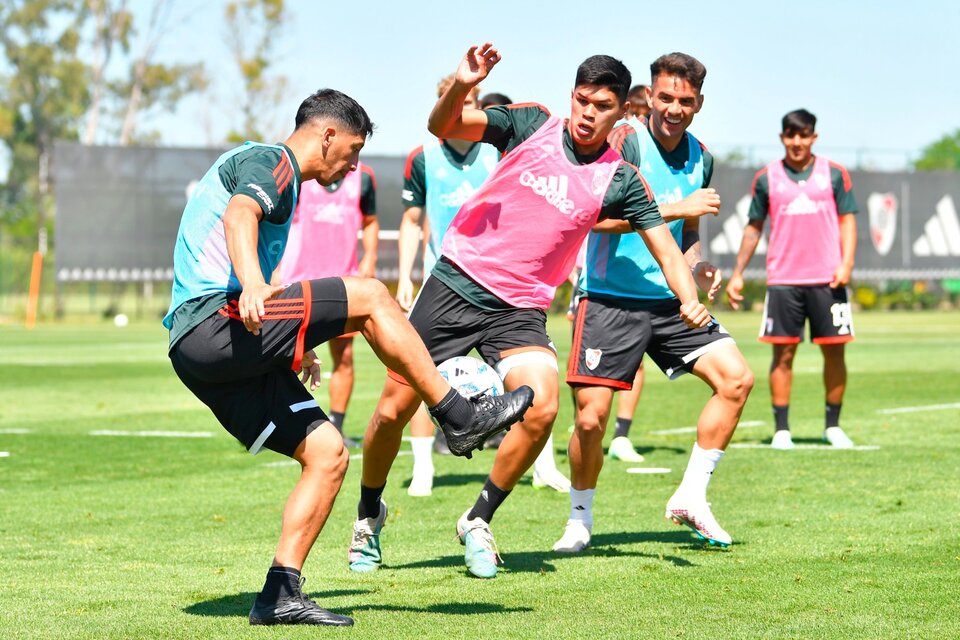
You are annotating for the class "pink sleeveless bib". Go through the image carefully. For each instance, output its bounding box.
[766,156,841,285]
[279,165,363,281]
[442,116,620,308]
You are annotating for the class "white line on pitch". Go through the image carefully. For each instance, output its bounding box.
[649,420,765,436]
[0,452,9,458]
[0,429,31,434]
[876,403,960,415]
[89,430,215,438]
[729,443,880,451]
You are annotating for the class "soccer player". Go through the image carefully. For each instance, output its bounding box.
[397,75,500,496]
[605,81,652,464]
[277,159,379,448]
[554,53,754,553]
[163,88,533,626]
[348,43,710,579]
[625,84,650,119]
[726,109,858,450]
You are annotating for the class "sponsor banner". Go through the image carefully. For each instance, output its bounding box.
[701,167,960,278]
[53,142,960,281]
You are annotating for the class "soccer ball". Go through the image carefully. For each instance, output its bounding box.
[437,356,504,399]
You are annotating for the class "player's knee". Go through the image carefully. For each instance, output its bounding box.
[574,409,606,437]
[720,367,754,405]
[520,398,558,434]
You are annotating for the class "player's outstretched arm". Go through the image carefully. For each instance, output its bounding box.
[725,219,764,310]
[659,188,721,221]
[638,224,710,328]
[223,194,284,335]
[682,222,722,302]
[428,43,499,141]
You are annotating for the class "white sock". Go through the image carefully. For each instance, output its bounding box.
[410,437,434,474]
[533,433,558,474]
[569,488,595,527]
[677,443,724,502]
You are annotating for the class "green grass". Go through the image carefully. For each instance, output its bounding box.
[1,310,959,639]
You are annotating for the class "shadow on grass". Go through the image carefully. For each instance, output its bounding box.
[184,591,531,617]
[184,589,369,617]
[391,529,723,574]
[401,473,490,491]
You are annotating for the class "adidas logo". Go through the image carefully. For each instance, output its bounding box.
[519,171,574,214]
[778,192,832,217]
[574,505,585,511]
[439,181,478,208]
[913,195,960,257]
[709,195,768,255]
[481,490,489,502]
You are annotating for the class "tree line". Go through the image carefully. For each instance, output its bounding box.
[0,0,287,247]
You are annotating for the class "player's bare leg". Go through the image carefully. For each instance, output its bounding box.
[665,344,753,547]
[250,422,353,627]
[553,385,614,553]
[821,343,853,447]
[327,336,357,446]
[770,343,798,449]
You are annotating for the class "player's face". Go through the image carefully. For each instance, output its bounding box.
[628,90,650,119]
[780,128,818,168]
[320,129,366,186]
[648,72,702,147]
[569,85,626,154]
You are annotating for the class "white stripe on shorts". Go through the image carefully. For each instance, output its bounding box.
[665,336,737,380]
[249,421,277,455]
[290,399,319,413]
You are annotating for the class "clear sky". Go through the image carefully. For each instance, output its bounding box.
[144,0,959,170]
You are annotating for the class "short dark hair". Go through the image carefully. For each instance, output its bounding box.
[650,52,707,91]
[782,109,817,134]
[575,55,632,104]
[479,92,512,109]
[627,84,648,100]
[295,88,374,138]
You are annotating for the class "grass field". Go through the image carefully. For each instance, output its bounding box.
[1,310,959,639]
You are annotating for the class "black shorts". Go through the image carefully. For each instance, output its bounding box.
[169,278,348,457]
[398,276,555,378]
[567,296,735,389]
[760,285,855,344]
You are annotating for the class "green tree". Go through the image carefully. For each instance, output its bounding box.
[224,0,288,143]
[0,0,88,238]
[913,129,960,171]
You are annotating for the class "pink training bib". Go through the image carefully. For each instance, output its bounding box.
[442,116,620,308]
[279,165,364,281]
[765,157,842,285]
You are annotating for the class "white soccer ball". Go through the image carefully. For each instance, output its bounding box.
[113,313,129,327]
[437,355,504,399]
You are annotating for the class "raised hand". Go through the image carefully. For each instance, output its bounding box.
[457,42,501,87]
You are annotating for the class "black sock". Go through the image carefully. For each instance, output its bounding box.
[467,477,511,524]
[429,388,472,430]
[613,417,632,439]
[825,403,842,428]
[259,566,301,601]
[773,405,790,431]
[358,484,385,520]
[329,411,345,433]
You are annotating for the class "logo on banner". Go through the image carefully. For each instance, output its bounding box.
[867,192,898,256]
[913,195,960,257]
[585,348,602,370]
[708,195,768,255]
